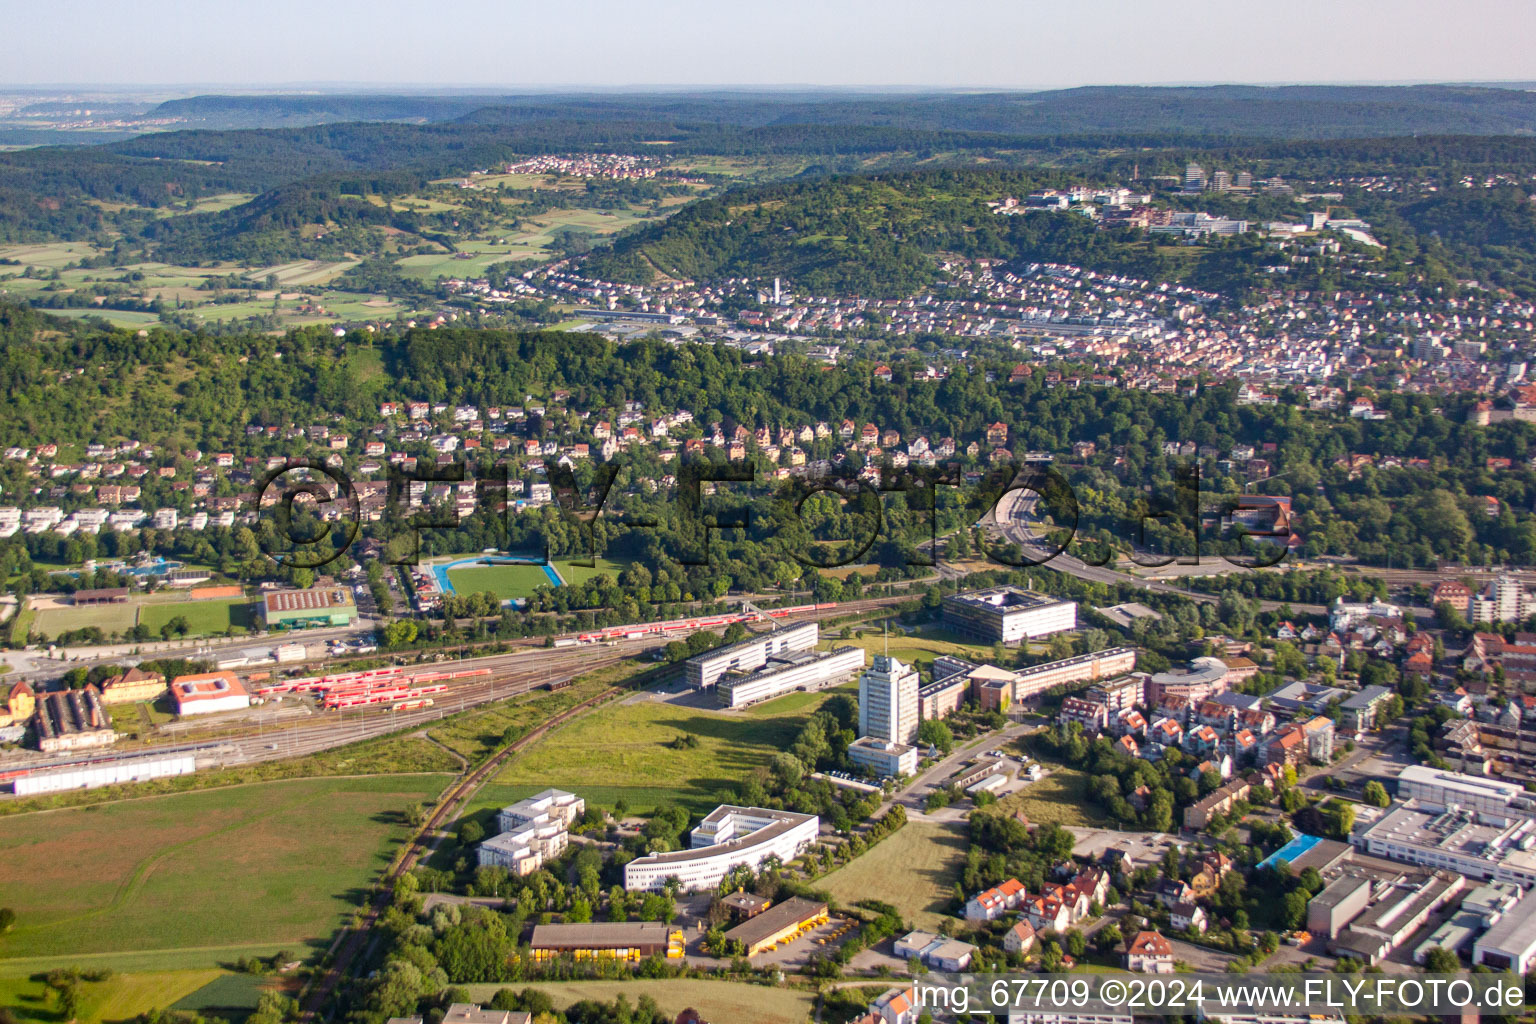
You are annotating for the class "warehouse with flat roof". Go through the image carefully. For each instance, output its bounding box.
[261,587,357,630]
[529,921,684,961]
[722,897,829,956]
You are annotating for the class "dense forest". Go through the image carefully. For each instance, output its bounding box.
[2,308,1536,590]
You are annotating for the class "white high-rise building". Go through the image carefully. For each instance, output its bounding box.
[860,655,920,745]
[1473,575,1528,625]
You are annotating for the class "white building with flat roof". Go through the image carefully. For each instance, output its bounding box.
[848,737,919,779]
[1351,800,1536,886]
[685,621,818,689]
[622,805,818,892]
[478,789,585,875]
[1474,887,1536,973]
[1397,765,1532,820]
[716,646,864,708]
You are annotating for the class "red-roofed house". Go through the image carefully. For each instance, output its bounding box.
[1125,930,1174,973]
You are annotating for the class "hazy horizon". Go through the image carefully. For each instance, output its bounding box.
[5,0,1535,90]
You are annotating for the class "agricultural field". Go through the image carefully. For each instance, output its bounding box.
[462,980,815,1024]
[483,684,834,817]
[0,774,447,970]
[0,969,227,1024]
[818,821,969,931]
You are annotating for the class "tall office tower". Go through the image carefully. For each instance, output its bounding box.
[859,655,920,744]
[1184,162,1206,191]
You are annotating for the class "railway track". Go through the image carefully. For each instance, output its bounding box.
[301,682,622,1017]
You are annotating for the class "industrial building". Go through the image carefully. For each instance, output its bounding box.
[478,789,584,875]
[33,686,115,752]
[13,752,196,795]
[1306,873,1373,940]
[847,736,918,778]
[685,621,818,690]
[1351,800,1536,886]
[528,922,685,961]
[715,646,864,708]
[721,897,828,956]
[1473,887,1536,972]
[261,587,357,630]
[941,586,1076,644]
[170,671,251,716]
[1412,880,1524,964]
[1396,765,1532,819]
[1331,871,1464,964]
[622,805,818,892]
[859,655,919,745]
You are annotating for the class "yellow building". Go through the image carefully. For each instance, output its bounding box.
[722,897,829,957]
[98,667,167,705]
[529,922,685,962]
[0,681,35,728]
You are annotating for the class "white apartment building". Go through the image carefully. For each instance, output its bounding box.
[478,789,586,875]
[1473,575,1529,625]
[860,655,920,745]
[622,805,818,892]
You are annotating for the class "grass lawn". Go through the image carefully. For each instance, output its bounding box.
[0,774,447,969]
[825,625,996,672]
[462,980,814,1024]
[485,686,834,818]
[990,767,1109,827]
[0,969,226,1024]
[426,673,615,763]
[818,821,969,931]
[138,596,255,636]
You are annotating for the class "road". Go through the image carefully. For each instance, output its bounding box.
[983,489,1326,615]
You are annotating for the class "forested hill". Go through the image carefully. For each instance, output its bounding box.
[576,170,1290,297]
[142,84,1536,139]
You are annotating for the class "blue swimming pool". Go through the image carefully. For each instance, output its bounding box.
[1258,832,1323,870]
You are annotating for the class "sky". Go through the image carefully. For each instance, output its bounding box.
[4,0,1535,90]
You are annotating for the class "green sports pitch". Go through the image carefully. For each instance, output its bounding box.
[440,556,626,601]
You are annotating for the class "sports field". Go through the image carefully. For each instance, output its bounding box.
[462,980,814,1024]
[483,686,829,817]
[439,555,626,600]
[817,820,969,931]
[0,774,448,969]
[138,596,254,635]
[28,594,254,640]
